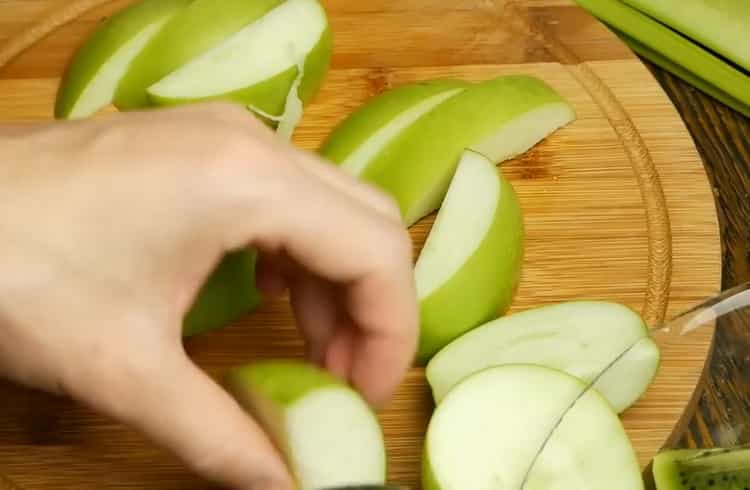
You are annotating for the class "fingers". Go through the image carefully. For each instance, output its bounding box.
[174,104,419,405]
[78,350,294,490]
[339,260,419,406]
[197,101,404,225]
[288,271,338,364]
[247,175,418,405]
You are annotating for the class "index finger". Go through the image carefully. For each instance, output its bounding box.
[225,155,419,404]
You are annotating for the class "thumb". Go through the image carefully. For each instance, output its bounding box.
[86,351,295,490]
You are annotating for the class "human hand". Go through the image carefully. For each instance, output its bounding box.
[0,103,418,489]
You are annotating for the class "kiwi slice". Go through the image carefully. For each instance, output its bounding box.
[653,447,750,490]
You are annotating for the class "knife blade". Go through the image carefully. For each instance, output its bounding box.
[651,281,750,339]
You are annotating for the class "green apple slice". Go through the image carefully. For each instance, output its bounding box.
[319,80,470,174]
[114,0,284,110]
[322,75,575,225]
[415,150,523,363]
[619,0,750,72]
[426,301,660,412]
[144,0,331,118]
[183,249,262,337]
[423,365,643,490]
[54,0,190,119]
[227,361,386,490]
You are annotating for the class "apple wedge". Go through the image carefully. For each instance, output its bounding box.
[124,0,331,120]
[415,150,523,363]
[423,365,643,490]
[226,361,386,490]
[183,250,262,337]
[426,301,660,412]
[321,75,574,225]
[54,0,190,119]
[320,80,470,174]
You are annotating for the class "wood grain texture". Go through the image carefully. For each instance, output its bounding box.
[0,0,723,488]
[647,67,750,450]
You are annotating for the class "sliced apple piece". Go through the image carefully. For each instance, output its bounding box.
[183,249,262,337]
[423,365,643,490]
[143,0,331,119]
[426,301,660,412]
[523,375,644,490]
[415,150,523,362]
[320,80,470,174]
[226,361,386,490]
[54,0,190,119]
[114,0,330,113]
[321,75,574,225]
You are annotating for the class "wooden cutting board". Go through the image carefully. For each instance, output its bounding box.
[0,0,722,488]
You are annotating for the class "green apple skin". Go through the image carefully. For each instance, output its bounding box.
[353,75,573,225]
[226,360,344,466]
[147,25,332,117]
[54,0,191,119]
[416,163,523,363]
[113,0,286,110]
[183,250,262,337]
[227,360,343,406]
[227,361,387,489]
[319,79,470,165]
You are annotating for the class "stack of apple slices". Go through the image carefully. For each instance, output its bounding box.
[424,364,645,490]
[321,75,575,227]
[55,0,332,128]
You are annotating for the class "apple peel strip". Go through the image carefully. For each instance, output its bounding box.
[248,43,306,142]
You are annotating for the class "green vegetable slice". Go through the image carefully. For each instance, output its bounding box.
[620,0,750,72]
[612,26,750,117]
[574,0,750,113]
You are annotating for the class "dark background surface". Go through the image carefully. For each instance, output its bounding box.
[645,64,750,450]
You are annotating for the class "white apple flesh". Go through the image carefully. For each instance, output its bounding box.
[423,365,643,490]
[145,0,331,117]
[426,301,660,412]
[227,361,386,490]
[523,371,645,490]
[415,150,523,362]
